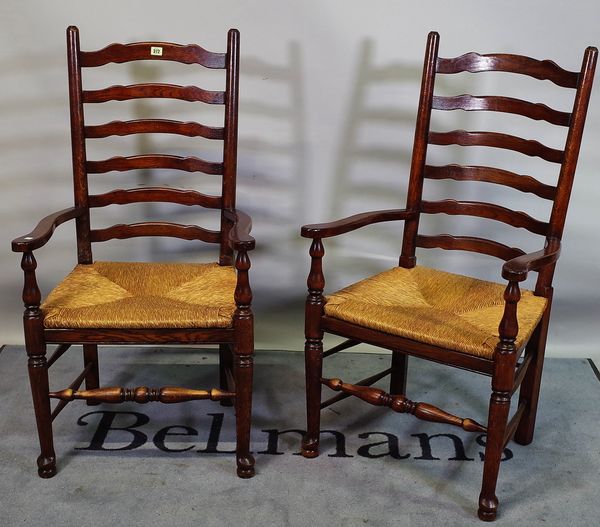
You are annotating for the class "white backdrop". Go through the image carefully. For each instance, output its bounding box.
[1,1,599,359]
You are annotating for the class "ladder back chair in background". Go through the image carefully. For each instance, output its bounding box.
[301,32,596,520]
[11,26,256,479]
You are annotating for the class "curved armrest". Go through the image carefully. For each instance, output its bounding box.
[301,209,416,239]
[223,208,255,251]
[12,207,84,253]
[502,241,561,282]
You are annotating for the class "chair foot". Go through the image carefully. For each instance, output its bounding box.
[37,455,57,478]
[220,398,234,407]
[236,454,255,478]
[513,432,533,446]
[301,437,319,458]
[478,495,498,521]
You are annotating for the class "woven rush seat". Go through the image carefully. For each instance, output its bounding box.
[324,266,547,358]
[41,261,237,329]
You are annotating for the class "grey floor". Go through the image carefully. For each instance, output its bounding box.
[1,345,599,526]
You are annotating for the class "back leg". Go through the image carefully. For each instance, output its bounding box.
[389,350,408,395]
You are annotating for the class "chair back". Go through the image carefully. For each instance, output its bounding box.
[66,26,240,265]
[400,32,597,293]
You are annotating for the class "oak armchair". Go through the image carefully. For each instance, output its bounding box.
[12,26,256,479]
[301,32,596,520]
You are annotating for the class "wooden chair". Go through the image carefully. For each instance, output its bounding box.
[301,32,596,520]
[11,26,256,479]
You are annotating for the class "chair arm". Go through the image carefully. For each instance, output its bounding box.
[301,209,416,239]
[11,207,84,252]
[223,208,255,251]
[502,241,562,282]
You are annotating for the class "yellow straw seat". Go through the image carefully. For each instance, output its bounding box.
[324,266,547,358]
[41,261,237,329]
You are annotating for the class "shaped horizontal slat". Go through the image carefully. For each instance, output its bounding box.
[424,164,556,200]
[89,188,222,208]
[82,84,224,104]
[429,130,564,163]
[421,199,548,235]
[86,155,223,174]
[85,119,224,139]
[432,95,571,126]
[80,42,226,68]
[436,53,579,88]
[90,222,221,243]
[416,234,525,261]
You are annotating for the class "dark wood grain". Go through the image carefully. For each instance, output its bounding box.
[82,84,224,104]
[502,240,561,281]
[79,41,226,68]
[424,164,556,200]
[223,208,255,250]
[301,209,416,238]
[45,327,234,344]
[436,52,579,88]
[416,234,525,261]
[432,95,571,126]
[89,187,222,209]
[12,207,83,252]
[86,154,223,174]
[429,130,564,163]
[85,119,224,139]
[90,222,221,243]
[421,199,548,235]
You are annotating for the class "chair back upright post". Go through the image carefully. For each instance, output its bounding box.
[537,46,598,294]
[399,31,439,268]
[67,27,92,264]
[220,29,240,266]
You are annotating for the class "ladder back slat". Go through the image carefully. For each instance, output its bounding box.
[80,42,226,68]
[432,95,571,126]
[82,84,225,104]
[428,130,564,163]
[416,234,525,261]
[424,165,556,200]
[436,53,579,88]
[85,119,224,139]
[89,188,222,208]
[90,222,221,243]
[421,199,549,235]
[86,155,223,174]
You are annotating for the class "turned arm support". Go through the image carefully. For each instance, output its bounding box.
[223,208,255,251]
[502,239,561,282]
[301,209,416,239]
[12,206,83,253]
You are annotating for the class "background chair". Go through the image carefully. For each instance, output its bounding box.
[301,32,596,520]
[11,26,256,479]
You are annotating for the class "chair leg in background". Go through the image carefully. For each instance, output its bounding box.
[515,304,551,445]
[390,350,408,395]
[83,344,100,406]
[219,344,234,407]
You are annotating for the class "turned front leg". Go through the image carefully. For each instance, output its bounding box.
[22,252,56,478]
[233,249,255,478]
[479,281,520,521]
[302,238,325,459]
